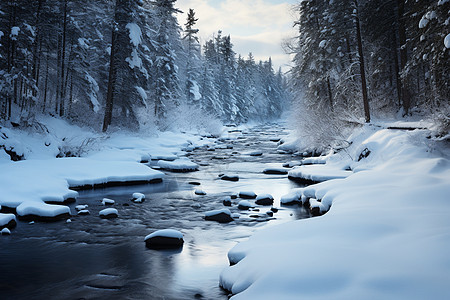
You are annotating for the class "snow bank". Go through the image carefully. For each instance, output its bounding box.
[288,164,352,183]
[220,126,450,299]
[0,158,164,218]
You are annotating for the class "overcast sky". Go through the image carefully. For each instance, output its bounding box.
[176,0,298,72]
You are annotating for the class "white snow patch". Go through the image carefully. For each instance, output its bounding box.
[288,165,352,182]
[1,228,11,235]
[0,213,16,227]
[205,208,232,217]
[132,192,145,203]
[126,23,142,47]
[102,198,115,205]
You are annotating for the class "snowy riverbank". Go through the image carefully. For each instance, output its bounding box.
[0,116,212,220]
[220,124,450,299]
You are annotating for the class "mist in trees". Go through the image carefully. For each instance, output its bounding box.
[0,0,288,133]
[288,0,449,150]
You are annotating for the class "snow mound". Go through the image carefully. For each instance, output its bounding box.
[145,229,184,249]
[102,198,115,205]
[238,200,254,210]
[204,208,233,223]
[132,192,145,203]
[239,191,257,199]
[16,202,70,220]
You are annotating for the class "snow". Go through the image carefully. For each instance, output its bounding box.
[318,40,327,48]
[255,194,273,201]
[190,80,201,101]
[17,201,70,218]
[237,200,254,209]
[445,33,450,49]
[135,86,148,106]
[220,125,450,299]
[10,26,20,37]
[239,191,257,198]
[158,158,199,171]
[99,208,118,217]
[145,229,183,240]
[126,23,142,47]
[85,72,100,112]
[75,205,88,211]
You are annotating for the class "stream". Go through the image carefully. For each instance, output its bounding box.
[0,124,310,300]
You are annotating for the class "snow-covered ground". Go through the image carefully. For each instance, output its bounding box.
[0,116,210,220]
[220,124,450,299]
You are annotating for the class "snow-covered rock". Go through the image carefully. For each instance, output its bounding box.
[0,213,16,229]
[75,204,88,211]
[204,208,233,223]
[77,209,90,215]
[1,228,11,235]
[157,158,199,172]
[255,194,274,206]
[99,208,118,219]
[220,174,239,182]
[263,167,288,175]
[238,200,254,210]
[144,229,184,249]
[194,188,206,195]
[132,193,145,203]
[239,191,257,199]
[102,198,115,205]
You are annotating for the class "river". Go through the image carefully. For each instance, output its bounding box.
[0,123,309,300]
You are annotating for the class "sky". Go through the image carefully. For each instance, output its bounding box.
[175,0,298,72]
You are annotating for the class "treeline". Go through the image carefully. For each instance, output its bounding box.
[0,0,288,131]
[288,0,449,148]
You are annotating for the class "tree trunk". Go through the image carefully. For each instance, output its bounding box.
[397,0,410,115]
[353,0,370,123]
[59,0,68,117]
[103,26,118,132]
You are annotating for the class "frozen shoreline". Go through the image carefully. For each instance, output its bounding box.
[220,125,450,299]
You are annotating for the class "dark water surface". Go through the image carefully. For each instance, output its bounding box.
[0,124,309,300]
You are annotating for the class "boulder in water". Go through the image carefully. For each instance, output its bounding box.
[145,229,184,249]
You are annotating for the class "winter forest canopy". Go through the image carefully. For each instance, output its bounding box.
[0,0,448,144]
[0,0,288,133]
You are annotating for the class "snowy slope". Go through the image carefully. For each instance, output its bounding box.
[220,125,450,299]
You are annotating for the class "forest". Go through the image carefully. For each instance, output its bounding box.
[0,0,288,133]
[288,0,449,150]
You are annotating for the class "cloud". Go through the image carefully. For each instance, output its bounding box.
[176,0,297,70]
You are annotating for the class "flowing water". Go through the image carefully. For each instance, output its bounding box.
[0,124,309,300]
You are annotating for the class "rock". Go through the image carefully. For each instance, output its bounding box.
[1,228,11,235]
[266,211,274,217]
[238,200,254,210]
[230,193,238,199]
[270,207,279,213]
[189,181,201,186]
[78,209,90,215]
[145,229,184,249]
[239,191,257,199]
[194,188,206,195]
[66,219,72,223]
[248,151,263,156]
[132,192,145,203]
[102,198,115,205]
[221,174,239,182]
[255,194,274,206]
[270,138,281,142]
[263,168,288,175]
[204,209,233,223]
[99,208,118,219]
[222,197,232,206]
